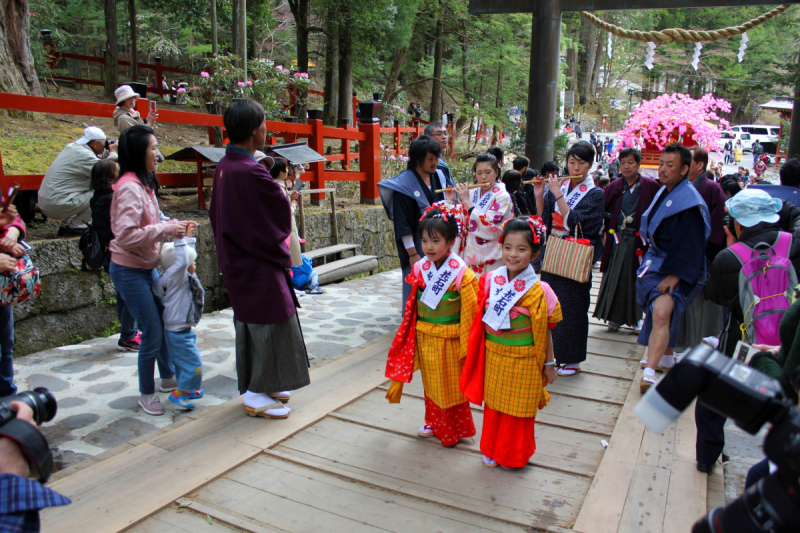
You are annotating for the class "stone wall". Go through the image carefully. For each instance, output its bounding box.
[16,206,397,356]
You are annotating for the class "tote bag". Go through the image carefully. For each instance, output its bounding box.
[541,222,594,283]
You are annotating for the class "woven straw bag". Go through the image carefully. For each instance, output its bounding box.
[541,222,594,283]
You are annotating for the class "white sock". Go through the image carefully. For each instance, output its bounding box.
[243,391,291,415]
[643,367,656,378]
[659,355,675,367]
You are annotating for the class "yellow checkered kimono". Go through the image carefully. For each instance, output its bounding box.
[415,268,479,409]
[484,282,563,418]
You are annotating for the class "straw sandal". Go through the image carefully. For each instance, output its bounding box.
[245,402,291,419]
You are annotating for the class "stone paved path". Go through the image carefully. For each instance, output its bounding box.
[13,271,402,472]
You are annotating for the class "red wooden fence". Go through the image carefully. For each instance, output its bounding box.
[0,93,446,208]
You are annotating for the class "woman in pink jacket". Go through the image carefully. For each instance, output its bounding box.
[110,125,191,415]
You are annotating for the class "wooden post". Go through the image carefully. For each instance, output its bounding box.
[358,119,381,205]
[330,190,339,245]
[341,118,351,170]
[308,110,325,205]
[411,120,421,142]
[196,160,204,209]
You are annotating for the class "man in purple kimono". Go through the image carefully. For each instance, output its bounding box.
[675,147,728,353]
[210,99,310,420]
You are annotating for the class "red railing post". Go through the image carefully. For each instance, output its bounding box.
[393,120,402,155]
[411,120,421,142]
[352,92,359,126]
[341,118,351,170]
[358,112,381,205]
[307,110,325,205]
[154,57,163,98]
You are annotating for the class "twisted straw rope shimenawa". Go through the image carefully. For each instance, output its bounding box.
[580,4,791,43]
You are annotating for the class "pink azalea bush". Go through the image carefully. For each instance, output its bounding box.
[200,71,210,78]
[616,93,731,153]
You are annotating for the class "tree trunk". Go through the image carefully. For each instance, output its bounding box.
[129,0,138,81]
[288,0,309,73]
[104,0,118,99]
[589,26,604,96]
[322,16,339,125]
[211,0,218,55]
[239,0,247,76]
[429,15,444,122]
[231,0,239,56]
[582,21,597,102]
[379,46,410,123]
[567,45,577,92]
[0,0,43,97]
[495,57,503,109]
[337,10,353,125]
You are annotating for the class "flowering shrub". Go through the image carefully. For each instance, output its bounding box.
[616,93,731,155]
[190,54,312,121]
[380,144,410,180]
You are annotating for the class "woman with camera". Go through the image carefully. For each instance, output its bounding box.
[109,125,193,416]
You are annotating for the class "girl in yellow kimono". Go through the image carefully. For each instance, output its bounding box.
[385,203,479,446]
[461,217,562,468]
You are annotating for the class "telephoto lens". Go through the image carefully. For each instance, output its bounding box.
[0,388,57,425]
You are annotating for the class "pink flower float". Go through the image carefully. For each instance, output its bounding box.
[615,93,731,158]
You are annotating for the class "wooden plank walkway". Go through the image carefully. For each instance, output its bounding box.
[42,277,711,533]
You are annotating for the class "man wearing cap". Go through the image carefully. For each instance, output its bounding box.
[699,188,800,473]
[113,85,158,134]
[38,127,118,236]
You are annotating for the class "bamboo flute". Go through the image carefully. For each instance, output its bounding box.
[434,175,585,194]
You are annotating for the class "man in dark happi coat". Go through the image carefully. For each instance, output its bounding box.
[378,135,455,312]
[676,147,728,352]
[593,148,660,332]
[210,99,310,419]
[637,144,710,394]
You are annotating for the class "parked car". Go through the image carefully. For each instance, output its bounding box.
[717,130,752,152]
[729,124,781,154]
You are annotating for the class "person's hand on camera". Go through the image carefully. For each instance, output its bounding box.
[752,344,780,356]
[0,402,35,477]
[0,205,19,228]
[290,190,299,201]
[108,142,118,155]
[0,226,20,254]
[147,109,158,125]
[186,221,197,238]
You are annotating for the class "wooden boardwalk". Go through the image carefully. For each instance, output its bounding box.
[41,280,720,533]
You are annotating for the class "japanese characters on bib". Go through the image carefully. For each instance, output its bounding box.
[419,252,467,309]
[551,175,595,236]
[483,265,539,331]
[471,185,501,213]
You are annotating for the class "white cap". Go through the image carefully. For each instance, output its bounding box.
[76,126,106,145]
[254,150,274,168]
[115,84,138,105]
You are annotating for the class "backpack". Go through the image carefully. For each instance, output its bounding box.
[0,254,41,306]
[729,232,797,345]
[79,223,105,271]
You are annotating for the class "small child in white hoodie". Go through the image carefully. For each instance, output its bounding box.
[153,223,205,409]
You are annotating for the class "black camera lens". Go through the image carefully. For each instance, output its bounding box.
[0,388,57,425]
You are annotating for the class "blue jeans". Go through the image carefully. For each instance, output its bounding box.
[117,291,138,342]
[110,263,174,394]
[164,329,202,392]
[0,306,16,397]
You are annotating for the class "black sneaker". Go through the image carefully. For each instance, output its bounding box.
[57,226,86,237]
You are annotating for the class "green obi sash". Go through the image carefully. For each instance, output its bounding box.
[417,289,461,325]
[485,313,534,346]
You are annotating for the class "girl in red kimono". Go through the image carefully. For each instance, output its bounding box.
[385,204,479,446]
[461,217,561,468]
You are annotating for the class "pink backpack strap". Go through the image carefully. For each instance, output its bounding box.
[728,241,749,264]
[773,231,792,257]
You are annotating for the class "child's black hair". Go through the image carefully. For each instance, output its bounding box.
[501,170,522,194]
[91,158,118,194]
[418,208,458,242]
[501,217,546,253]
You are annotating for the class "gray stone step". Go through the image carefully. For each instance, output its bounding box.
[316,255,378,285]
[305,244,359,262]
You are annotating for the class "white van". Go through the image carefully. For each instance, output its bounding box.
[717,130,752,152]
[729,124,781,153]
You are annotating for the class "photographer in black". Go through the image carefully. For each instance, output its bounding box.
[0,390,69,532]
